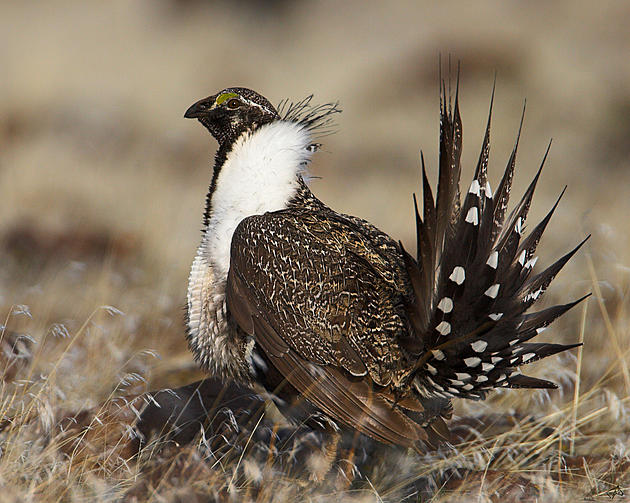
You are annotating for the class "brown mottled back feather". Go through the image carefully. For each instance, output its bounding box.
[226,198,451,448]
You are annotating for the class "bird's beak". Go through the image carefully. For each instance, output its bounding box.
[184,95,217,119]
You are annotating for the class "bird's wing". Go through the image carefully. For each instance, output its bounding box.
[226,210,436,448]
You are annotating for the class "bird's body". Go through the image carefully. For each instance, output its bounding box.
[184,85,586,449]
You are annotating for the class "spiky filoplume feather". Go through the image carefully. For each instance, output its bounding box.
[402,80,589,400]
[184,82,587,451]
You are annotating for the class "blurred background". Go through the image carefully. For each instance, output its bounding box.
[1,0,629,407]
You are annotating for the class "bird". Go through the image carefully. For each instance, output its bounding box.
[182,82,588,451]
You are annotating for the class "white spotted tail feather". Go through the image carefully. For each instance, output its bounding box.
[400,81,589,400]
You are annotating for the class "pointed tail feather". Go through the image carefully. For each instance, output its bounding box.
[405,84,586,401]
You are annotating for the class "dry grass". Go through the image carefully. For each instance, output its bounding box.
[2,1,630,501]
[1,283,629,502]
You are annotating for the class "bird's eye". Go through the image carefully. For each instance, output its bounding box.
[226,98,242,109]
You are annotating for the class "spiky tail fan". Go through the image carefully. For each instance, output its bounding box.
[401,83,588,401]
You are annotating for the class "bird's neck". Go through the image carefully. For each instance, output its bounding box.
[201,120,314,279]
[186,121,315,378]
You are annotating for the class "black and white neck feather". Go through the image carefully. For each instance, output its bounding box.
[184,87,340,377]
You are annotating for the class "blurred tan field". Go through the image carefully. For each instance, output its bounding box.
[1,0,630,501]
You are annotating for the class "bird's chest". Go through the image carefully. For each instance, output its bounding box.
[186,242,247,379]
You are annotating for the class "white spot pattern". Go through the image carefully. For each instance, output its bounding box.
[486,251,498,269]
[484,180,493,198]
[468,179,481,195]
[464,357,481,367]
[432,349,445,360]
[484,284,500,299]
[449,266,466,285]
[436,321,451,335]
[525,256,538,269]
[437,297,453,313]
[471,340,488,353]
[465,207,479,225]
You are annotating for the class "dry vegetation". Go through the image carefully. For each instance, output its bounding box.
[2,1,630,501]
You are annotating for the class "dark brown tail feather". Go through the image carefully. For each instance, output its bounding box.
[404,81,587,401]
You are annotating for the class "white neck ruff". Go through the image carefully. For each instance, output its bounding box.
[186,120,313,376]
[204,120,313,277]
[186,120,314,376]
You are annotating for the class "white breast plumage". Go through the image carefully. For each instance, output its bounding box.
[205,120,313,278]
[186,120,314,377]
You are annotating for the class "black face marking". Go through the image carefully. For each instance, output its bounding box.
[185,87,279,147]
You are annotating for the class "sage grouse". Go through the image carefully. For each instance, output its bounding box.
[184,85,587,450]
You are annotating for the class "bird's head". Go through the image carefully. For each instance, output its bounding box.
[184,87,278,146]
